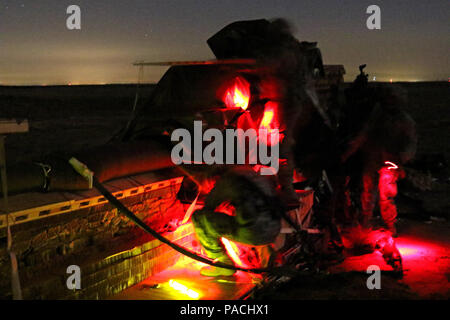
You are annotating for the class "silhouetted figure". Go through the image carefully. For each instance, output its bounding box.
[340,66,417,235]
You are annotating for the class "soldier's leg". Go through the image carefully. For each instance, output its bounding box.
[378,167,399,235]
[360,170,377,229]
[278,119,301,208]
[191,209,237,276]
[191,209,236,259]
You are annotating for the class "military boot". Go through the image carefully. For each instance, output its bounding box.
[200,255,236,277]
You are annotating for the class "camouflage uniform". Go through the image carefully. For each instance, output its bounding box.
[191,167,283,264]
[208,19,327,206]
[342,73,417,233]
[262,39,326,206]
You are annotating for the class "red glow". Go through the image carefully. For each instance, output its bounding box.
[220,237,271,270]
[397,245,419,257]
[258,101,281,146]
[221,237,245,267]
[168,279,200,299]
[336,228,449,297]
[385,161,398,170]
[260,110,274,129]
[259,101,279,132]
[395,236,442,259]
[223,77,250,110]
[200,178,216,194]
[215,201,235,216]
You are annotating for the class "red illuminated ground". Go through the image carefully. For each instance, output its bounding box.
[112,218,448,300]
[256,218,449,300]
[335,223,449,297]
[111,258,262,300]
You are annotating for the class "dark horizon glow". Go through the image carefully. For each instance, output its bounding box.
[0,0,448,85]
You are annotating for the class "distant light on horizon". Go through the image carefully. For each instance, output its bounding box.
[0,1,447,86]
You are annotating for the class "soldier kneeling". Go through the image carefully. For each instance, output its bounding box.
[191,166,283,277]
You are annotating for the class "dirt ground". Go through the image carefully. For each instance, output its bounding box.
[0,81,448,299]
[255,218,449,299]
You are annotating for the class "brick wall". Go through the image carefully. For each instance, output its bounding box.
[0,184,196,299]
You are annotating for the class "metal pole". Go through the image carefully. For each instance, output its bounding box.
[133,59,256,67]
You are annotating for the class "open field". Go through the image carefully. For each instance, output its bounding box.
[1,82,448,162]
[0,84,155,163]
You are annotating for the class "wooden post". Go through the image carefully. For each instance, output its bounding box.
[0,119,29,300]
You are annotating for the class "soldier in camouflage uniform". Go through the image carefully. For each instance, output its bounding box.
[341,67,417,235]
[208,19,328,207]
[191,166,283,276]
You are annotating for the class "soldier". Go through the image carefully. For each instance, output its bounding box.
[257,21,327,207]
[341,67,417,235]
[191,166,283,276]
[208,18,327,207]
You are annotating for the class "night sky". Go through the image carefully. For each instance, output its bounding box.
[0,0,448,85]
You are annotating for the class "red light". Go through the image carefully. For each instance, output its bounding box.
[200,178,216,194]
[168,279,200,299]
[221,237,244,267]
[397,245,419,256]
[259,101,279,132]
[260,110,274,129]
[223,77,250,110]
[385,161,398,170]
[258,101,281,146]
[215,201,235,216]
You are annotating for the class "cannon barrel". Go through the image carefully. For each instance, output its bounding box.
[2,140,175,196]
